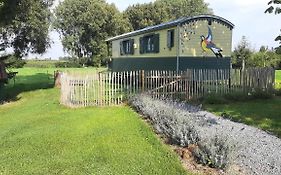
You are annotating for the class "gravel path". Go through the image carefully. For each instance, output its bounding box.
[130,95,281,175]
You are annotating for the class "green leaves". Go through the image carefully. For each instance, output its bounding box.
[232,37,281,69]
[231,36,253,68]
[266,0,281,46]
[54,0,131,66]
[0,0,54,57]
[124,0,212,31]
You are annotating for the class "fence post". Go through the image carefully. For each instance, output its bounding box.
[228,68,231,91]
[141,70,145,93]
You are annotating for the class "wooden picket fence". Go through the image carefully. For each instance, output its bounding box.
[60,68,275,107]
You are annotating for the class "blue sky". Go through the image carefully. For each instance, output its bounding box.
[31,0,281,59]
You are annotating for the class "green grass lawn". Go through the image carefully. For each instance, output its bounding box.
[204,97,281,137]
[276,70,281,89]
[0,68,188,175]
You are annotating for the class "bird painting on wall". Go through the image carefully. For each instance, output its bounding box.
[200,27,223,58]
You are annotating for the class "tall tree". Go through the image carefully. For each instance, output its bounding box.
[158,0,212,19]
[54,0,131,66]
[232,36,253,69]
[265,0,281,46]
[124,0,212,30]
[0,0,54,57]
[248,46,281,68]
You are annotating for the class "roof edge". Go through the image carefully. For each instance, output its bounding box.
[106,14,234,42]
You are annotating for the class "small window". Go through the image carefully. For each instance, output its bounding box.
[167,29,175,49]
[208,19,212,25]
[139,34,159,54]
[120,39,134,55]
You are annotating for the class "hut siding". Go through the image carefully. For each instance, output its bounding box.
[112,19,233,59]
[109,16,233,71]
[110,57,231,72]
[112,26,178,58]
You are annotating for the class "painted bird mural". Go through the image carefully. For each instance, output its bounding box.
[200,27,223,58]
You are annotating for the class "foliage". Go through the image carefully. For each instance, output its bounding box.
[130,95,233,170]
[54,0,131,66]
[231,36,253,68]
[275,46,281,54]
[0,0,54,57]
[201,90,273,105]
[124,0,212,30]
[0,68,188,175]
[247,46,281,68]
[193,136,232,169]
[265,0,281,46]
[58,56,106,67]
[54,61,81,68]
[130,95,281,174]
[4,54,26,68]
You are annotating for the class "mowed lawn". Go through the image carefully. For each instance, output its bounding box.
[204,70,281,138]
[205,97,281,137]
[0,68,188,175]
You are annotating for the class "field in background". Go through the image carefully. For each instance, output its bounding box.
[24,60,61,68]
[0,68,188,175]
[1,67,107,103]
[276,70,281,88]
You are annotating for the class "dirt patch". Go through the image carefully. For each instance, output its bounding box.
[172,145,225,175]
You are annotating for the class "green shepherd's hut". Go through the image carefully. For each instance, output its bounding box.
[106,14,234,72]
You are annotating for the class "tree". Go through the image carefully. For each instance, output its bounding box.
[124,3,167,31]
[265,0,281,46]
[275,46,281,54]
[0,0,54,57]
[124,0,212,31]
[248,46,279,68]
[232,36,253,69]
[157,0,212,19]
[54,0,131,66]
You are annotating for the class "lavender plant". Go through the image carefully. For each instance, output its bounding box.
[129,94,281,175]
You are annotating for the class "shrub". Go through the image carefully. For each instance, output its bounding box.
[201,89,273,105]
[5,55,26,68]
[274,89,281,96]
[130,95,281,175]
[193,136,233,169]
[202,93,228,104]
[250,89,273,99]
[130,95,232,168]
[54,61,81,68]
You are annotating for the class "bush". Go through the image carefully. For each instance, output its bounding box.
[202,93,228,104]
[201,89,273,105]
[251,89,273,99]
[54,61,82,68]
[274,89,281,96]
[130,95,232,169]
[5,55,26,68]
